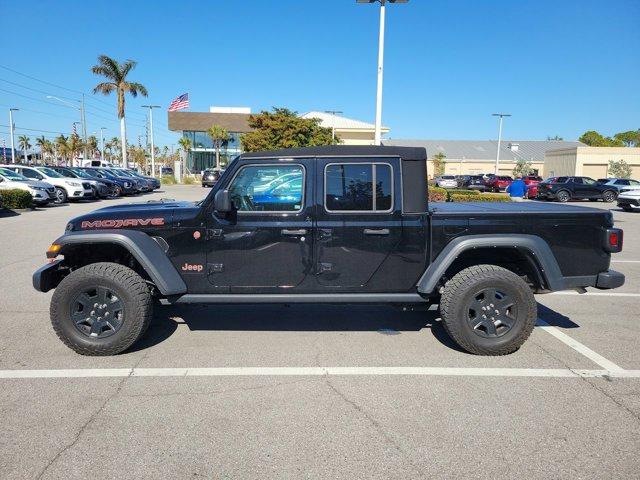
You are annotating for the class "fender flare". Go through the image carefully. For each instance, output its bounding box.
[417,234,565,294]
[52,230,187,296]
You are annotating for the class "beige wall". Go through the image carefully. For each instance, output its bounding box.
[545,147,640,178]
[336,130,390,146]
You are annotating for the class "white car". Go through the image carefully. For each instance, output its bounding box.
[0,167,56,205]
[436,175,458,188]
[617,187,640,212]
[0,165,91,204]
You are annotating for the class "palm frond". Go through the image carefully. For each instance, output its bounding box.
[125,81,148,98]
[92,82,117,95]
[120,59,137,78]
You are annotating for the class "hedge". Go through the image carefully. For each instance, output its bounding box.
[446,189,480,197]
[0,189,33,209]
[428,186,447,202]
[161,175,176,185]
[449,193,510,203]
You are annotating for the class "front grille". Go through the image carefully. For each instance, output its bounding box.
[46,187,55,193]
[82,182,91,190]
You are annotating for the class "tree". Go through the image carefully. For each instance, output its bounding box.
[35,135,47,164]
[56,135,69,164]
[91,55,148,166]
[512,158,534,177]
[42,139,54,165]
[431,152,446,177]
[579,130,623,147]
[547,135,564,141]
[17,135,31,163]
[240,107,338,152]
[68,133,84,167]
[608,159,632,179]
[613,130,640,147]
[129,145,147,170]
[86,135,98,158]
[178,136,192,175]
[207,124,230,170]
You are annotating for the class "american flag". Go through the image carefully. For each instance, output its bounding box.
[168,93,189,112]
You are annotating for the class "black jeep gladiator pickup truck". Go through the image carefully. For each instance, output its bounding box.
[33,146,625,356]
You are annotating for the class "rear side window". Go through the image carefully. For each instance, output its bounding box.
[615,179,629,185]
[554,177,568,183]
[325,163,393,212]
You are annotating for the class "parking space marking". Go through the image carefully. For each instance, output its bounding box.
[0,367,639,380]
[611,260,640,263]
[551,291,640,297]
[536,319,624,372]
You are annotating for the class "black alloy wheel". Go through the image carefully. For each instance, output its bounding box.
[465,288,517,338]
[556,190,570,203]
[602,190,617,203]
[70,286,124,338]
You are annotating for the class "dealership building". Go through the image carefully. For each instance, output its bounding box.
[544,146,640,179]
[168,107,387,172]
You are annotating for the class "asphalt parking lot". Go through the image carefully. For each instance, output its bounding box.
[1,188,639,479]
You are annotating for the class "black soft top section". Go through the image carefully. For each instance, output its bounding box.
[240,145,426,161]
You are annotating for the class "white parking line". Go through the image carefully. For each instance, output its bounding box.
[551,291,640,297]
[611,260,640,263]
[536,319,624,372]
[0,367,638,380]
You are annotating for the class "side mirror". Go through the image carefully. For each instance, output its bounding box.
[214,189,233,213]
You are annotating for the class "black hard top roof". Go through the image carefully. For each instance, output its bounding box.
[240,145,427,161]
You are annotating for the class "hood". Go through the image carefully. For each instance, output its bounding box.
[67,199,197,233]
[7,179,53,189]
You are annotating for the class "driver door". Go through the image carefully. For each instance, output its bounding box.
[205,161,314,292]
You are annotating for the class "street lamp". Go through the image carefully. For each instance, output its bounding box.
[8,108,18,163]
[46,95,88,160]
[142,105,161,177]
[357,0,408,145]
[100,127,106,162]
[492,113,511,175]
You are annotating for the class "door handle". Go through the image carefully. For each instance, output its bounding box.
[281,229,308,236]
[364,228,390,235]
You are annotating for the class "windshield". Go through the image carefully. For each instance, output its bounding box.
[113,169,135,177]
[70,168,92,179]
[36,167,64,178]
[0,168,28,181]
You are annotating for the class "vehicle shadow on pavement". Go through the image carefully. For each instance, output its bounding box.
[128,303,466,353]
[0,209,21,217]
[537,303,579,329]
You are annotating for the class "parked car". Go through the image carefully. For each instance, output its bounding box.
[523,175,543,199]
[0,167,56,205]
[81,159,114,168]
[101,168,144,193]
[0,165,91,204]
[34,145,625,358]
[202,169,223,188]
[126,170,161,190]
[79,167,135,196]
[111,168,153,192]
[159,166,174,176]
[463,175,488,192]
[48,166,111,199]
[486,175,513,192]
[597,178,640,192]
[617,188,640,212]
[536,176,618,203]
[435,175,458,188]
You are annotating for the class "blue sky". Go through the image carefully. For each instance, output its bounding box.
[0,0,638,150]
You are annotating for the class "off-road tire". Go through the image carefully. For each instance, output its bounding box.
[50,262,152,355]
[440,265,537,356]
[602,190,617,203]
[556,190,570,203]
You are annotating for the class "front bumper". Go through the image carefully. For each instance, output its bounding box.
[595,270,625,290]
[32,259,65,292]
[617,197,640,207]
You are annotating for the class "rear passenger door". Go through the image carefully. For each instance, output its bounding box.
[314,158,401,289]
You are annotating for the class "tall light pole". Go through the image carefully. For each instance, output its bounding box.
[492,113,511,174]
[357,0,407,145]
[324,110,343,141]
[8,108,18,163]
[142,105,160,177]
[46,95,87,159]
[100,127,106,162]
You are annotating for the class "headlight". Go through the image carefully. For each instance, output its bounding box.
[65,181,81,187]
[32,186,46,191]
[124,182,131,187]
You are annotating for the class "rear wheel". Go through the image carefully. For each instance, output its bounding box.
[602,190,617,203]
[556,190,570,202]
[439,265,537,355]
[50,262,152,356]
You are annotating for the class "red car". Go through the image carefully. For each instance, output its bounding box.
[486,175,513,192]
[523,175,543,199]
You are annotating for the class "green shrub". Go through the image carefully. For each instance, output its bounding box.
[0,189,33,209]
[449,193,510,203]
[447,189,480,196]
[428,186,447,202]
[161,175,176,185]
[182,176,195,185]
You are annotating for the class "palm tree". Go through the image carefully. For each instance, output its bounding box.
[86,135,98,158]
[91,55,148,166]
[35,135,47,164]
[178,136,192,175]
[42,140,55,165]
[206,125,230,170]
[18,135,31,163]
[56,135,70,165]
[68,134,84,167]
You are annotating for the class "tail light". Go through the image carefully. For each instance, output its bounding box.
[605,228,623,253]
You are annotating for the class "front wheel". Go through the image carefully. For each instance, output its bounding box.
[53,187,68,204]
[439,265,537,355]
[556,190,570,203]
[50,262,153,356]
[602,190,617,203]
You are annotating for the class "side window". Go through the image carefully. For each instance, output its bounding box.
[22,169,40,179]
[583,178,596,185]
[615,179,629,185]
[228,164,304,213]
[325,163,393,212]
[629,180,640,185]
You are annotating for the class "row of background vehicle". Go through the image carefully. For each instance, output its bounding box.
[0,163,160,207]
